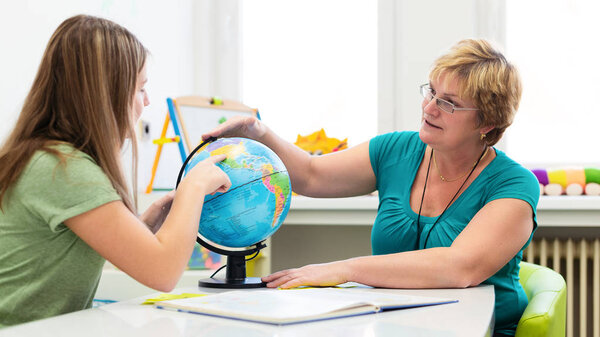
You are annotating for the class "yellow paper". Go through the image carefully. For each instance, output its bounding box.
[142,293,207,305]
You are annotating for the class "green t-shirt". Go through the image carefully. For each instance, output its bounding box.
[369,131,539,336]
[0,144,121,327]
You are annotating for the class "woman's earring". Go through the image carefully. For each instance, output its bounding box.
[480,133,487,141]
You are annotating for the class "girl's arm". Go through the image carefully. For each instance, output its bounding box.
[64,155,230,292]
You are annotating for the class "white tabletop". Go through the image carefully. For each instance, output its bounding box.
[0,285,494,337]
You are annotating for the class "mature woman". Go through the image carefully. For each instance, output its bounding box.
[205,39,538,336]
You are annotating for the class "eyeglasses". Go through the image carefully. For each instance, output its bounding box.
[419,84,479,114]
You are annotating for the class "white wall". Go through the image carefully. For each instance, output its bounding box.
[192,0,242,102]
[210,0,488,136]
[380,0,482,134]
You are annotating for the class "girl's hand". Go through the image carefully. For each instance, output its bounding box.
[140,154,230,233]
[202,116,267,141]
[139,190,175,233]
[179,154,231,196]
[261,261,351,289]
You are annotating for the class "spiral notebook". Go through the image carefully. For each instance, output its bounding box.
[155,287,457,325]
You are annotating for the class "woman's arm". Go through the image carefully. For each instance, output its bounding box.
[64,155,231,292]
[203,116,376,197]
[263,198,534,289]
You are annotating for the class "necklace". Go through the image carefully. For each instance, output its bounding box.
[433,147,489,182]
[415,146,488,249]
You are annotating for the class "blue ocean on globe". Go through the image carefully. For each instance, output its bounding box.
[184,137,292,248]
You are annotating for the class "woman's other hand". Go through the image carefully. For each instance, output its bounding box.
[202,116,267,141]
[261,261,352,289]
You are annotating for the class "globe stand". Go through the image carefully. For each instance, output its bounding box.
[196,237,267,289]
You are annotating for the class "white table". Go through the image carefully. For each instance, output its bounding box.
[0,285,494,337]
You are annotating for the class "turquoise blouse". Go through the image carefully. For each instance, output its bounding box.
[369,131,539,336]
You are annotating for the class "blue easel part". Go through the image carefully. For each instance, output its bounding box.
[255,110,261,120]
[166,98,188,162]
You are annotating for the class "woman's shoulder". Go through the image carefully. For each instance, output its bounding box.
[370,131,424,154]
[485,148,540,195]
[489,149,536,179]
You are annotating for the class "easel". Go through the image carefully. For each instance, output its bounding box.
[145,97,187,193]
[145,96,258,193]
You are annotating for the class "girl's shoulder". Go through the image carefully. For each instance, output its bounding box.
[29,143,94,170]
[23,143,103,187]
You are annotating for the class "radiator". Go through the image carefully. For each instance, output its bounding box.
[524,238,600,337]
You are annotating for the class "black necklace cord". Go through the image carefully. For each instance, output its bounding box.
[417,146,488,249]
[415,149,434,250]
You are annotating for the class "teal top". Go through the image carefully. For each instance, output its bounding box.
[0,144,121,327]
[369,131,539,336]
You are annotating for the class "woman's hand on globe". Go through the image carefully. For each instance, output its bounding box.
[202,116,267,141]
[261,261,351,289]
[180,154,232,195]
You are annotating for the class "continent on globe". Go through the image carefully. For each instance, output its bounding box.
[184,138,292,248]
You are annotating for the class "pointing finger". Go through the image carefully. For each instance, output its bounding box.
[208,154,227,163]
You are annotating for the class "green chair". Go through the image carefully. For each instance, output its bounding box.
[515,262,567,337]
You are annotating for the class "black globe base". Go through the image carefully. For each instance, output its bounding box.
[199,254,266,289]
[199,277,266,288]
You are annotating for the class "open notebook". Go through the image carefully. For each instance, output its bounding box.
[155,287,457,325]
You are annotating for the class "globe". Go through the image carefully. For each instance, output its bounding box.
[184,137,292,248]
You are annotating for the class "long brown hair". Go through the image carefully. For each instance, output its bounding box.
[0,15,147,211]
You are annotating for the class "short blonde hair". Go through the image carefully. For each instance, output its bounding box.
[430,39,522,146]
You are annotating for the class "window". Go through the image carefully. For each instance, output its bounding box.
[504,0,600,166]
[241,0,377,146]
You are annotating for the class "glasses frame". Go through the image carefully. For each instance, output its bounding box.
[419,83,479,114]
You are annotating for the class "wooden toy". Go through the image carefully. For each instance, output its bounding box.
[294,129,347,155]
[531,167,600,196]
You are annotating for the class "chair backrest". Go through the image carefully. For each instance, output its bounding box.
[515,262,567,337]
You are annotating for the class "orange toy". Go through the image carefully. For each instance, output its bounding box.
[294,129,347,155]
